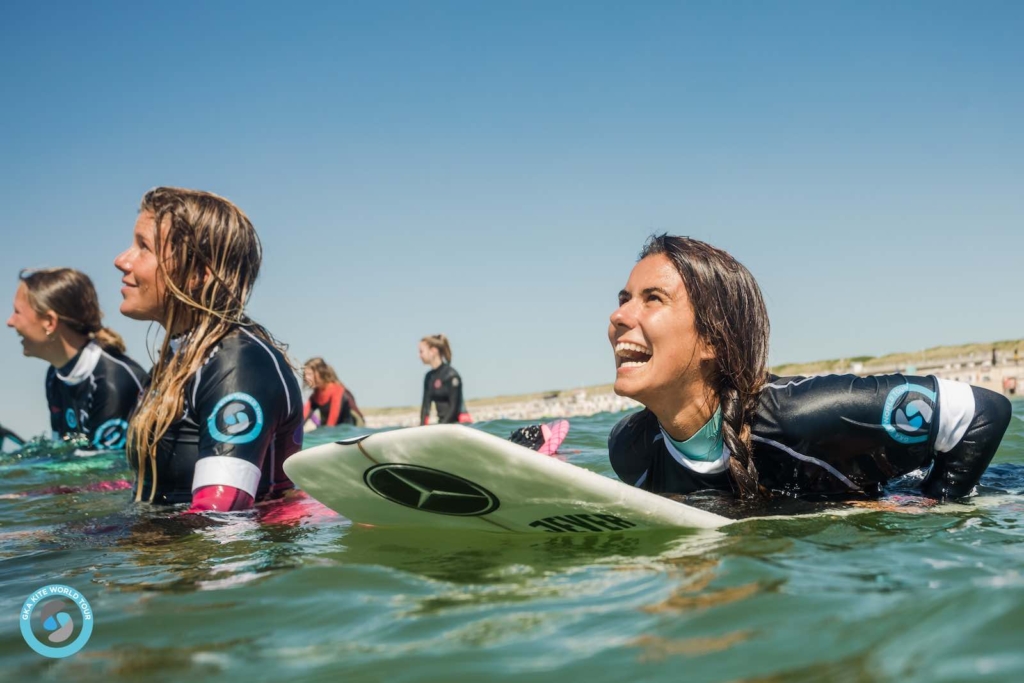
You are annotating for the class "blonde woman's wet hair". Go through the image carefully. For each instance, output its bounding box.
[421,334,452,364]
[304,357,340,388]
[18,268,126,354]
[128,187,286,502]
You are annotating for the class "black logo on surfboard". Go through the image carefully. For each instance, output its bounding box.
[363,464,499,516]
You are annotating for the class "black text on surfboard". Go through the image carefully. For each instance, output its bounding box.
[529,514,637,533]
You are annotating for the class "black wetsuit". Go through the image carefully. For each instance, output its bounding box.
[420,363,469,424]
[45,341,148,451]
[131,327,303,505]
[609,374,1012,500]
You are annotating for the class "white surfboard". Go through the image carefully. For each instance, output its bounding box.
[283,425,1012,534]
[284,425,732,533]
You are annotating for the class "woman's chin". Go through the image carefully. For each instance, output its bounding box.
[118,302,149,321]
[613,372,645,401]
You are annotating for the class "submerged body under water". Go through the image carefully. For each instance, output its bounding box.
[2,402,1023,682]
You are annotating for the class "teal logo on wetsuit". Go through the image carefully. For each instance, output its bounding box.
[20,584,94,658]
[881,383,935,445]
[207,392,264,445]
[91,419,129,450]
[65,409,78,429]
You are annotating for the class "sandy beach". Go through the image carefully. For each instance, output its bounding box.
[362,385,640,428]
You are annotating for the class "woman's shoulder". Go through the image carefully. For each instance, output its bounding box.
[608,408,659,449]
[96,346,147,379]
[608,408,660,484]
[218,327,289,363]
[199,328,297,392]
[190,328,300,409]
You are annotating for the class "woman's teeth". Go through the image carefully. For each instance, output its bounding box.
[615,342,652,366]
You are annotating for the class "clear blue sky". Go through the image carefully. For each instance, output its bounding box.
[2,1,1022,436]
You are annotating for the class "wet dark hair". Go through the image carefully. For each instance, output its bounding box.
[639,234,771,499]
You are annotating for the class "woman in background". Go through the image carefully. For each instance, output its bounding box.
[7,268,146,451]
[419,334,471,425]
[303,357,365,429]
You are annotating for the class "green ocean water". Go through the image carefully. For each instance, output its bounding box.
[1,403,1023,682]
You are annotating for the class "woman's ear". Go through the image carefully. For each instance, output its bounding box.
[42,310,59,336]
[698,339,716,363]
[186,267,213,298]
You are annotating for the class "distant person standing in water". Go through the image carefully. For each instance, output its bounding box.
[7,268,147,451]
[419,334,472,424]
[302,357,365,429]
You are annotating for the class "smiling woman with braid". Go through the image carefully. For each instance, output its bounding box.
[607,235,1011,502]
[115,187,302,512]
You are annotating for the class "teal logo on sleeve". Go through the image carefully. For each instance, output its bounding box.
[207,392,264,444]
[881,384,935,445]
[92,419,129,450]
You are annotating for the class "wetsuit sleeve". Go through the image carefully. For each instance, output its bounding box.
[190,342,294,503]
[421,373,431,425]
[922,384,1012,499]
[45,369,62,436]
[325,384,344,427]
[81,361,144,450]
[188,485,254,513]
[303,398,312,421]
[761,374,1011,500]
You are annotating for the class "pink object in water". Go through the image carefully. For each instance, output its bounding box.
[258,490,339,525]
[88,479,133,493]
[538,419,570,455]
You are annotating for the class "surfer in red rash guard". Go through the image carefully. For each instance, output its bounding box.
[303,357,365,428]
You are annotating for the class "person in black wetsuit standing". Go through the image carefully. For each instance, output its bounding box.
[7,268,147,451]
[607,235,1011,502]
[419,334,472,425]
